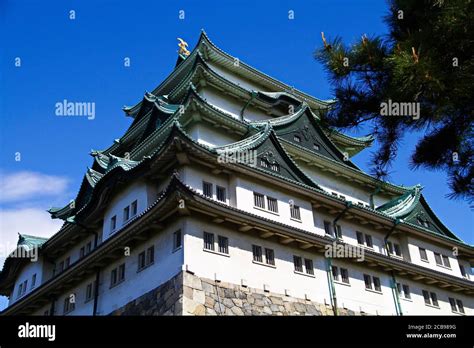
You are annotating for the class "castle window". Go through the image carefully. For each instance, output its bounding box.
[138,251,146,270]
[260,159,268,168]
[173,230,182,251]
[332,266,349,284]
[85,282,95,302]
[293,256,303,272]
[373,277,381,292]
[364,234,373,248]
[294,135,301,143]
[419,247,428,261]
[340,268,349,284]
[110,263,126,288]
[270,163,280,172]
[267,197,278,213]
[335,224,343,239]
[17,283,22,298]
[203,182,213,198]
[123,206,130,222]
[313,143,320,151]
[253,192,265,209]
[402,284,411,299]
[324,221,333,236]
[131,200,138,217]
[65,257,70,268]
[265,248,275,265]
[304,259,314,275]
[146,246,154,265]
[204,232,215,251]
[218,235,229,254]
[31,274,36,289]
[86,242,92,254]
[63,295,76,314]
[460,265,468,279]
[364,274,381,292]
[216,186,226,202]
[434,252,450,268]
[110,215,117,232]
[290,205,301,220]
[80,247,85,259]
[356,231,364,245]
[252,245,262,263]
[363,274,372,290]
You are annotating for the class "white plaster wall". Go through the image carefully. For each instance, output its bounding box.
[187,123,240,148]
[199,86,275,122]
[330,259,397,315]
[180,166,231,205]
[207,61,269,93]
[298,162,393,207]
[102,181,151,241]
[234,177,316,232]
[10,258,45,305]
[407,236,463,277]
[184,217,330,305]
[395,275,474,315]
[96,221,184,315]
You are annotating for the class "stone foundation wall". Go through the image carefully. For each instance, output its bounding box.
[109,272,183,315]
[109,271,364,316]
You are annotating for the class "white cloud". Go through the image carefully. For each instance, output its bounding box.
[0,171,69,203]
[0,208,63,269]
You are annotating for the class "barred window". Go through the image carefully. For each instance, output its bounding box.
[373,277,381,292]
[324,221,333,236]
[265,248,275,265]
[356,231,364,245]
[123,206,130,222]
[293,256,303,272]
[216,186,226,202]
[270,163,280,172]
[110,215,117,232]
[422,290,431,305]
[402,284,410,299]
[218,235,229,254]
[393,243,402,256]
[430,292,438,307]
[340,268,349,284]
[365,234,373,247]
[419,247,428,261]
[290,205,301,220]
[146,246,154,265]
[294,135,301,143]
[304,259,314,275]
[331,266,338,281]
[252,245,262,262]
[442,255,451,268]
[204,232,214,251]
[363,274,372,289]
[254,192,265,209]
[138,251,146,270]
[260,158,268,168]
[173,230,182,250]
[267,197,278,213]
[203,182,213,198]
[131,200,138,216]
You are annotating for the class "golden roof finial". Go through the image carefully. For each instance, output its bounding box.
[177,38,190,56]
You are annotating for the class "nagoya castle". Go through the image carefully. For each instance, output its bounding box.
[1,31,473,316]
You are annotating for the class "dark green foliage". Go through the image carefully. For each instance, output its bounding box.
[315,0,474,203]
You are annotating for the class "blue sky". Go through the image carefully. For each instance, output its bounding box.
[0,0,472,310]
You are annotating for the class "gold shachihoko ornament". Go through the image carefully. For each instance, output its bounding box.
[177,38,190,56]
